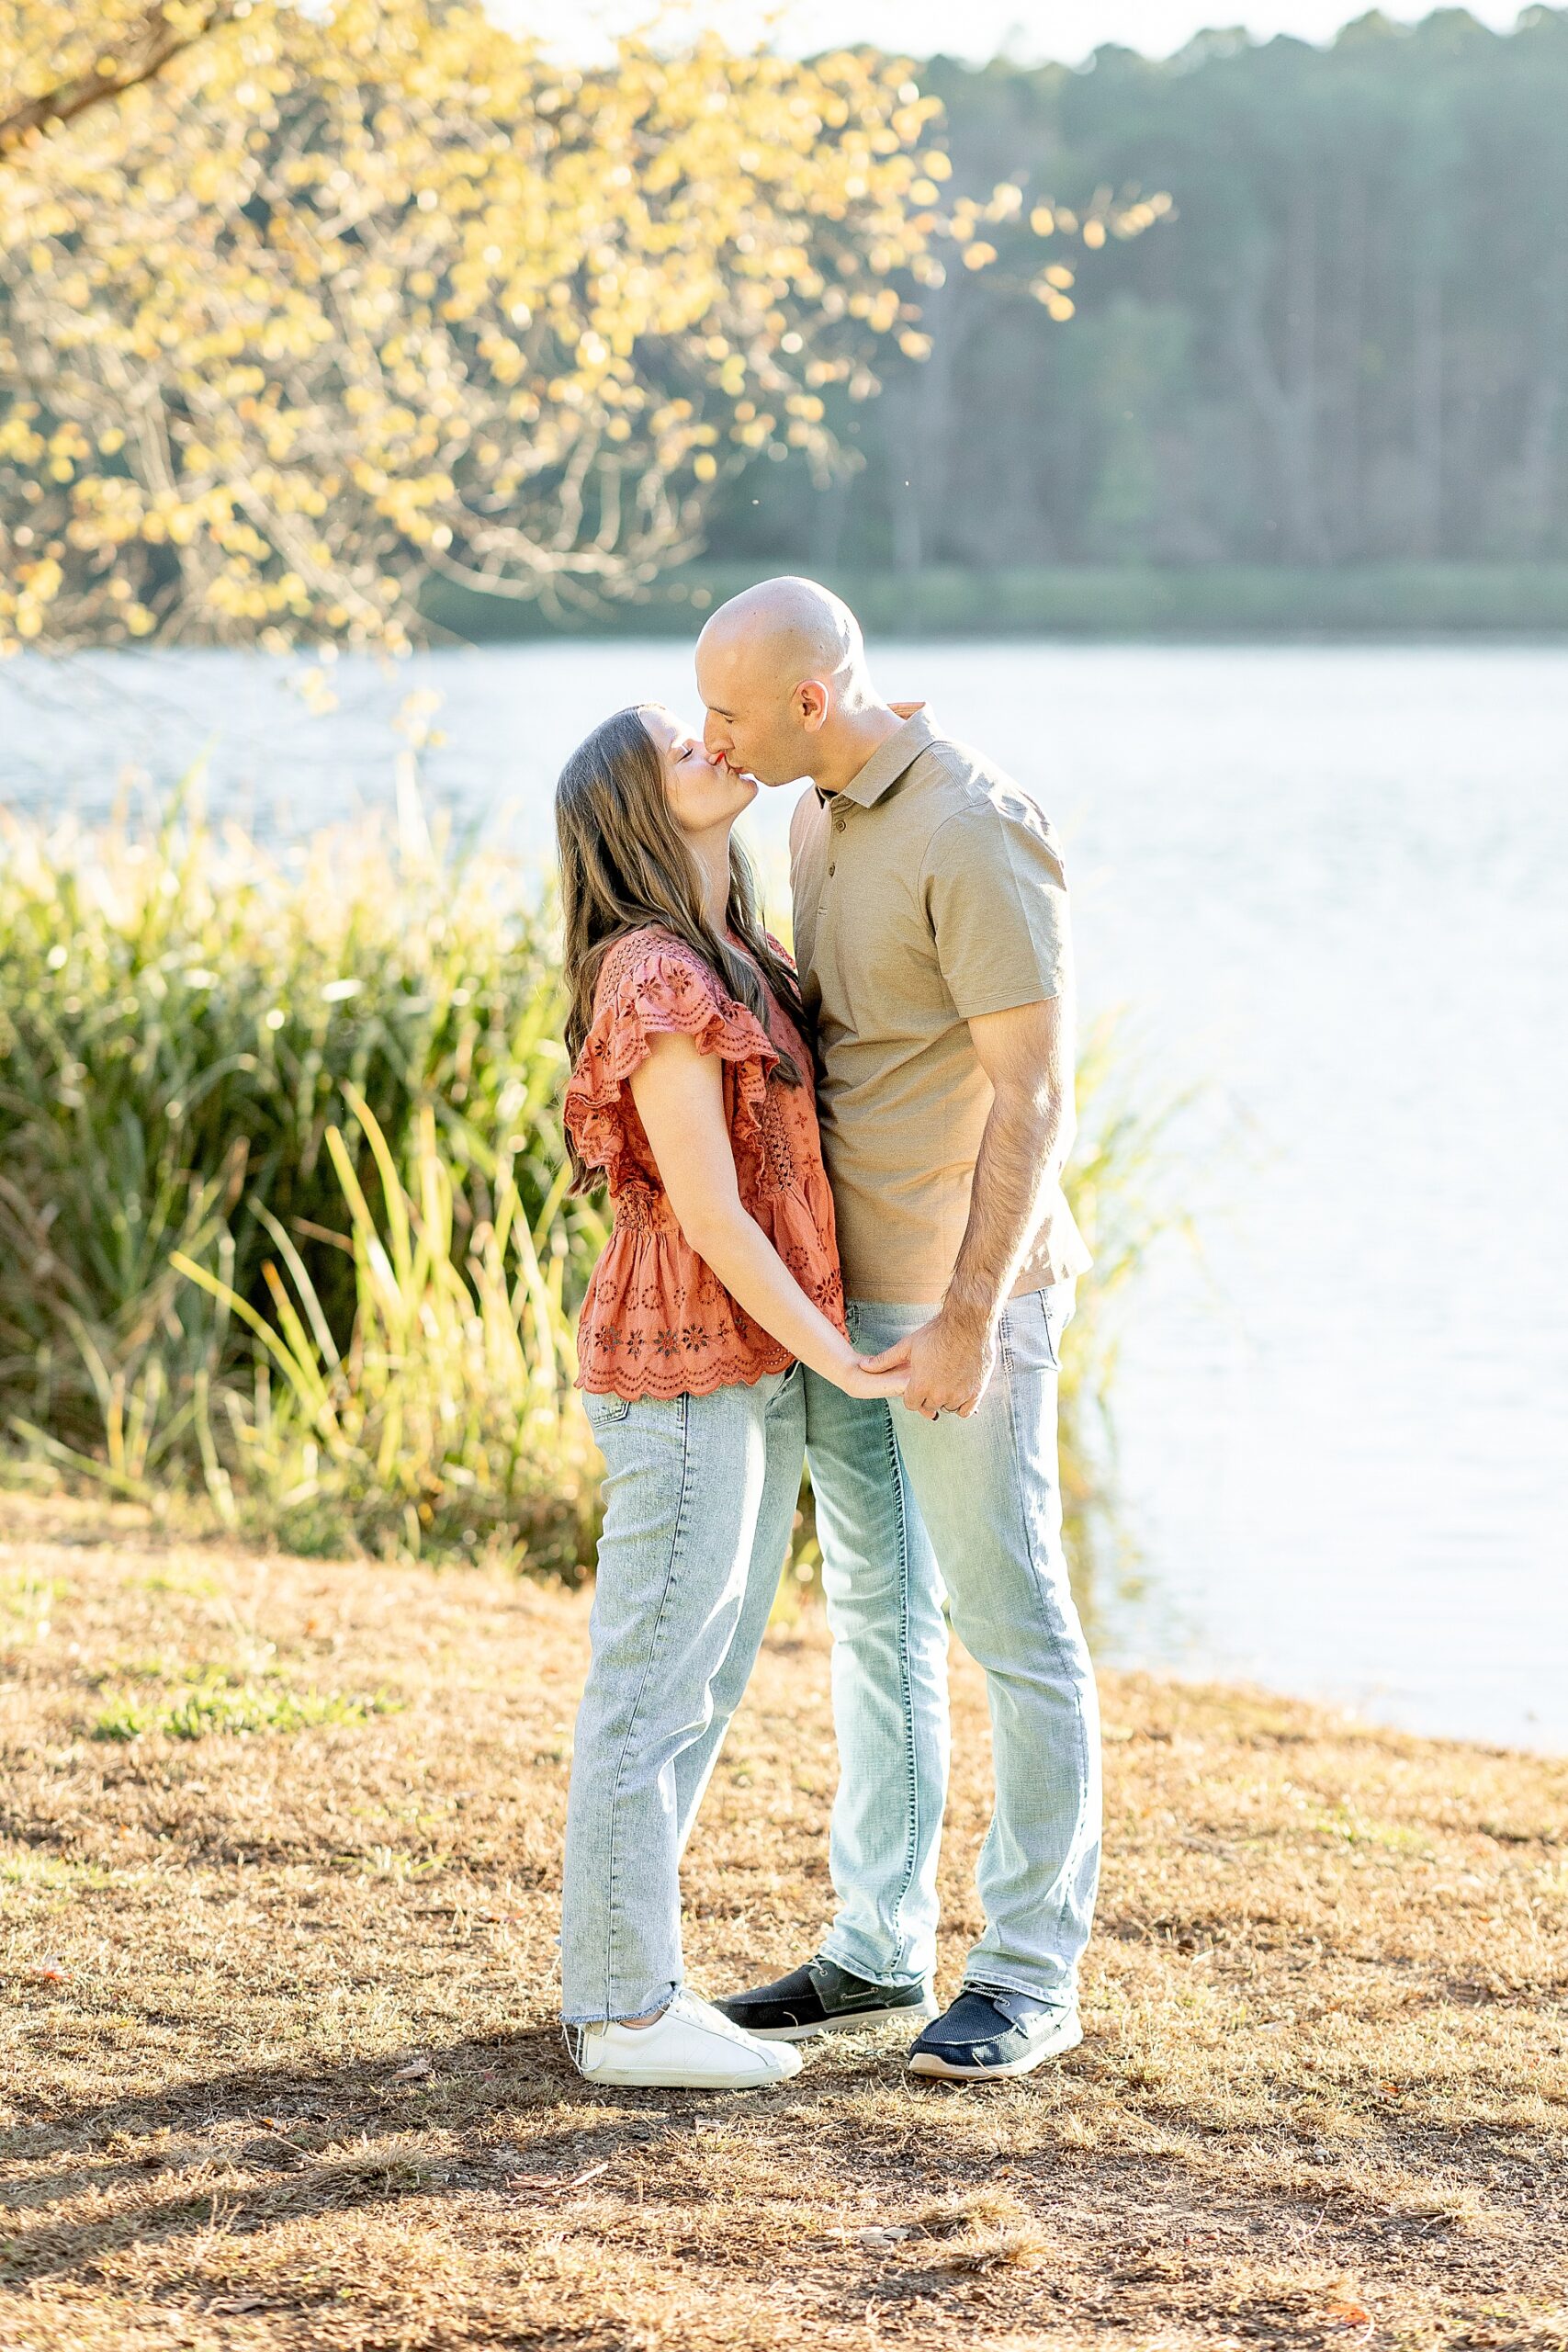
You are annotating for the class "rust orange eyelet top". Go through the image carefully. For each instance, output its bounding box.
[564,925,847,1401]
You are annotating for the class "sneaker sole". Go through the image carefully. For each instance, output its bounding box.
[908,2016,1083,2080]
[581,2043,803,2089]
[580,2062,800,2087]
[731,1996,940,2044]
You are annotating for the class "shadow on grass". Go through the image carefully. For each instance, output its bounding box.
[0,2018,1529,2302]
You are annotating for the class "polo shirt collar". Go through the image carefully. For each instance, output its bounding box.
[835,705,937,808]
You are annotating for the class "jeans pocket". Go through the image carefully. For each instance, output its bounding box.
[584,1388,634,1429]
[1002,1284,1076,1376]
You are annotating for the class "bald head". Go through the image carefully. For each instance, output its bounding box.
[695,574,886,789]
[697,575,864,695]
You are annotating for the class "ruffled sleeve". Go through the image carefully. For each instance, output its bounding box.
[564,934,779,1187]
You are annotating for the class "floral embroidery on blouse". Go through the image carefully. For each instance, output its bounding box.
[564,926,845,1401]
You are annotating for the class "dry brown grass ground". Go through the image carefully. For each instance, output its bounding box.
[2,1489,1565,2352]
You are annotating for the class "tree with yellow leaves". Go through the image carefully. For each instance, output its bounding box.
[0,3,240,156]
[1,2,1160,650]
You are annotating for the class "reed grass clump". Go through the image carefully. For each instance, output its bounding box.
[0,786,602,1570]
[0,788,1178,1585]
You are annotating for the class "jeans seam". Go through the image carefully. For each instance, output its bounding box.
[880,1403,922,1981]
[600,1390,694,2013]
[817,1363,927,1993]
[996,1312,1090,1985]
[1041,1289,1062,1374]
[671,1378,797,1867]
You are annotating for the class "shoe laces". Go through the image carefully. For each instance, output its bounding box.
[667,1988,758,2048]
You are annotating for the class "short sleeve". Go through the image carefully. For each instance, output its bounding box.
[563,936,778,1183]
[921,792,1071,1021]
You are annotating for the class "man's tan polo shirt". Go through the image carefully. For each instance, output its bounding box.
[789,706,1092,1307]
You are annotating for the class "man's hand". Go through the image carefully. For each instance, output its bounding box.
[860,1306,998,1421]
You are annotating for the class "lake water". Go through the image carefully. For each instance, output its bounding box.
[5,638,1567,1754]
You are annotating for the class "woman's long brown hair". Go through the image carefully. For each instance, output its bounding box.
[556,706,812,1194]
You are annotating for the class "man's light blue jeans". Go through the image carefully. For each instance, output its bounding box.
[805,1283,1100,2009]
[560,1364,805,2025]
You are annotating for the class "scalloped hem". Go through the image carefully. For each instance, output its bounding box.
[577,1352,797,1404]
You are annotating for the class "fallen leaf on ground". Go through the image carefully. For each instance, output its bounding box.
[1325,2301,1372,2326]
[32,1959,70,1984]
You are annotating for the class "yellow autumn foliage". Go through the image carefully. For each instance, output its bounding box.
[0,4,1161,650]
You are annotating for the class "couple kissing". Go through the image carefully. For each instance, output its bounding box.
[552,575,1098,2090]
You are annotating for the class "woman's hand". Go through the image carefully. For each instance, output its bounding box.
[824,1347,908,1402]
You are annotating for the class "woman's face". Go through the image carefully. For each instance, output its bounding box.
[642,706,758,840]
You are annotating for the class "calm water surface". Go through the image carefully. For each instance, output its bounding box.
[5,639,1567,1751]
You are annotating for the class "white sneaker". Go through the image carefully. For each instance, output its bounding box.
[572,1989,804,2088]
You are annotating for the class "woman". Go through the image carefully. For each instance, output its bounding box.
[555,703,903,2091]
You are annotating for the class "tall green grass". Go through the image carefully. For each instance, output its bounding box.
[0,786,1179,1588]
[173,1087,598,1571]
[0,784,601,1568]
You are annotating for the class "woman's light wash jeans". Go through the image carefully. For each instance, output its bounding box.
[804,1283,1100,2009]
[560,1364,806,2025]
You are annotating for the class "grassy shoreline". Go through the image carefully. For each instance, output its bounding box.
[3,1491,1565,2350]
[427,561,1568,641]
[0,796,1171,1583]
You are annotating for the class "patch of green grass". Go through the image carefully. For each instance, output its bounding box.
[1311,1802,1436,1857]
[343,1843,447,1881]
[0,1570,66,1632]
[139,1567,222,1599]
[90,1672,401,1743]
[0,1848,118,1892]
[88,1693,154,1743]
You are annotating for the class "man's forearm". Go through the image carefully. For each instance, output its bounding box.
[942,1084,1070,1329]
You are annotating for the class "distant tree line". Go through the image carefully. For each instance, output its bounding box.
[711,9,1568,571]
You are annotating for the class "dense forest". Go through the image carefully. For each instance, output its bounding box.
[710,9,1568,573]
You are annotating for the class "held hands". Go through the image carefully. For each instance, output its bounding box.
[858,1306,998,1420]
[834,1353,909,1402]
[823,1339,907,1400]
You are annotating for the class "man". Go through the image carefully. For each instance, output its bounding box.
[694,576,1100,2082]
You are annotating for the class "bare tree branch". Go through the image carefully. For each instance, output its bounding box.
[0,3,239,162]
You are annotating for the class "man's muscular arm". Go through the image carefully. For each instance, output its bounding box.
[946,993,1076,1329]
[860,993,1075,1419]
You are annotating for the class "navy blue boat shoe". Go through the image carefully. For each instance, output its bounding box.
[908,1985,1083,2080]
[716,1954,938,2041]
